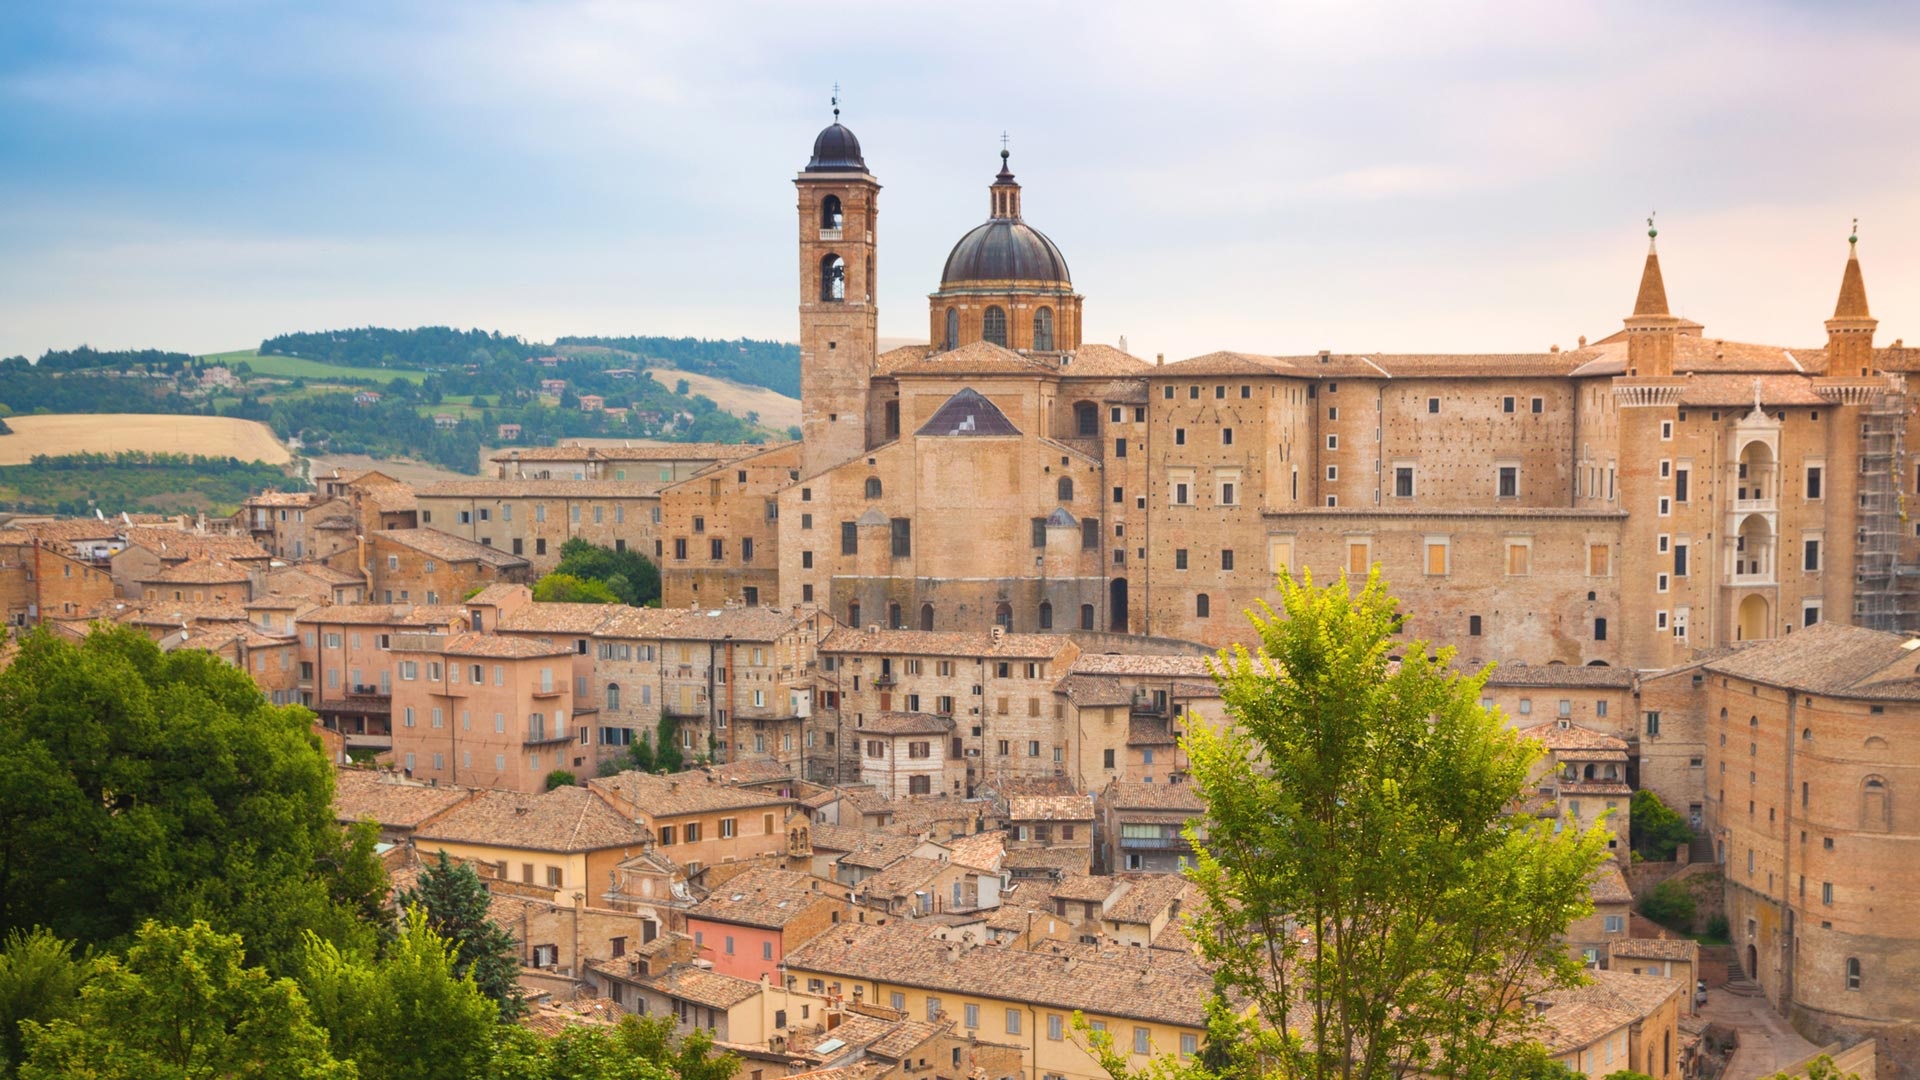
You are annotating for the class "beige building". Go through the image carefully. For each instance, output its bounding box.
[413,479,665,574]
[409,784,653,892]
[387,631,584,791]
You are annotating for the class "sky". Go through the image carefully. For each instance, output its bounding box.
[3,1,1918,365]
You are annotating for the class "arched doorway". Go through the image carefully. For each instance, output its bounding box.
[1109,578,1129,632]
[1738,594,1770,641]
[1746,943,1758,982]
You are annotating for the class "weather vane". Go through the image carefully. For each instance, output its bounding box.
[832,83,840,120]
[1647,212,1657,239]
[1851,217,1859,246]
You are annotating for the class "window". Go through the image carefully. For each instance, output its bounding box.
[841,521,858,555]
[1134,1028,1151,1054]
[983,306,1008,347]
[1846,958,1862,990]
[1048,1014,1064,1041]
[1604,915,1624,933]
[1505,541,1531,576]
[1175,548,1188,570]
[1497,466,1519,498]
[1196,593,1210,618]
[1006,1009,1022,1035]
[1082,518,1099,550]
[1806,464,1824,500]
[1469,614,1482,636]
[1031,517,1047,547]
[1804,534,1822,571]
[1221,549,1235,571]
[864,476,882,499]
[1589,543,1610,576]
[1394,466,1414,498]
[819,253,845,301]
[1502,396,1516,414]
[1326,434,1338,450]
[965,1004,979,1028]
[1823,881,1834,904]
[1595,617,1608,641]
[1425,538,1449,576]
[891,517,912,557]
[1181,1034,1198,1059]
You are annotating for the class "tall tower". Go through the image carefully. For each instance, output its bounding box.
[795,100,880,478]
[1825,226,1878,377]
[1624,220,1682,377]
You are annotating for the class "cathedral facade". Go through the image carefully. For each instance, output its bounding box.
[660,115,1920,675]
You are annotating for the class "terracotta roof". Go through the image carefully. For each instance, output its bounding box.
[1609,936,1699,962]
[859,712,954,736]
[865,1018,946,1061]
[588,770,796,818]
[389,631,572,659]
[820,627,1066,660]
[1128,718,1179,746]
[1059,344,1153,376]
[943,830,1006,871]
[275,562,364,586]
[808,824,921,869]
[874,345,936,375]
[1103,780,1205,813]
[122,527,270,561]
[1001,847,1091,873]
[1069,653,1213,678]
[333,770,472,829]
[895,341,1053,379]
[21,519,123,542]
[662,606,800,642]
[1104,874,1195,925]
[685,867,831,929]
[147,558,252,584]
[1518,722,1629,754]
[489,442,766,464]
[1560,780,1632,796]
[636,964,763,1010]
[1677,374,1825,406]
[376,528,528,568]
[244,490,325,508]
[784,922,1216,1028]
[593,605,683,638]
[1486,663,1636,689]
[1589,863,1633,905]
[416,480,667,499]
[412,786,650,853]
[699,757,797,787]
[1049,873,1115,903]
[1703,621,1920,700]
[1008,794,1094,822]
[1054,675,1135,707]
[117,600,250,627]
[1633,245,1670,317]
[855,854,946,901]
[1535,969,1683,1054]
[498,603,621,635]
[302,603,468,628]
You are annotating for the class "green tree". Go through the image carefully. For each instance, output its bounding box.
[532,573,620,604]
[1602,1071,1657,1080]
[395,853,524,1020]
[655,717,684,774]
[1173,569,1610,1080]
[1766,1056,1861,1080]
[552,538,661,607]
[1629,790,1694,861]
[0,929,90,1078]
[627,733,657,774]
[298,908,498,1080]
[673,379,690,396]
[0,626,385,970]
[488,1014,735,1080]
[1638,879,1696,932]
[546,769,578,790]
[19,920,348,1080]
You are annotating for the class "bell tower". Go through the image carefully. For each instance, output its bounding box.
[1825,223,1877,377]
[795,96,880,478]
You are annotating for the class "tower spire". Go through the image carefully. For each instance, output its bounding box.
[990,135,1020,218]
[1826,220,1877,376]
[1633,213,1670,317]
[1834,218,1870,320]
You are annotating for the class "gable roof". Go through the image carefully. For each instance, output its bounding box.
[411,786,650,853]
[914,388,1021,437]
[375,528,529,569]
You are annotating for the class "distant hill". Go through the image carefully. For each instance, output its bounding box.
[554,335,799,398]
[259,327,538,369]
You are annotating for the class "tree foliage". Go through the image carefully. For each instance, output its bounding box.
[19,920,348,1080]
[532,573,621,604]
[0,929,91,1078]
[552,538,662,607]
[488,1014,737,1080]
[655,717,685,774]
[0,626,385,970]
[1629,790,1694,862]
[1638,880,1697,933]
[1171,569,1610,1080]
[298,908,499,1080]
[394,853,524,1020]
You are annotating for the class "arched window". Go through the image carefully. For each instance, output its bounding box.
[983,306,1008,347]
[848,602,861,629]
[1057,477,1073,502]
[1080,604,1094,630]
[944,309,959,351]
[1034,307,1055,351]
[1863,776,1891,831]
[920,603,934,631]
[1846,958,1862,990]
[1197,593,1211,618]
[821,195,843,230]
[605,684,621,710]
[1074,401,1098,437]
[888,602,903,630]
[864,477,883,499]
[820,254,846,302]
[1038,601,1053,630]
[994,602,1012,631]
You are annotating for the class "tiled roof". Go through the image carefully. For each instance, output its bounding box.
[699,757,797,787]
[855,854,945,901]
[685,867,830,929]
[588,770,796,818]
[1102,781,1205,813]
[1560,780,1632,796]
[148,558,252,584]
[1001,847,1090,873]
[1049,873,1115,903]
[416,480,667,499]
[1069,653,1213,678]
[302,603,468,628]
[913,388,1021,438]
[21,519,123,541]
[277,562,364,585]
[943,830,1006,871]
[662,606,800,642]
[412,786,650,853]
[1054,675,1135,707]
[122,527,270,561]
[1059,344,1153,376]
[594,605,684,639]
[389,631,572,659]
[808,824,920,867]
[489,442,766,464]
[859,712,954,736]
[865,1018,946,1061]
[117,601,250,626]
[1008,795,1095,822]
[636,964,763,1009]
[784,922,1216,1028]
[874,345,936,375]
[1609,936,1699,962]
[1485,663,1636,689]
[464,583,531,607]
[1589,863,1633,905]
[820,626,1066,660]
[376,528,528,568]
[896,341,1052,379]
[1534,969,1683,1054]
[333,769,472,829]
[1518,722,1629,753]
[1704,621,1920,700]
[1104,874,1194,925]
[498,603,621,635]
[1128,718,1179,746]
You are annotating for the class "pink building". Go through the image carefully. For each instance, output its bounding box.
[387,631,581,792]
[681,866,845,981]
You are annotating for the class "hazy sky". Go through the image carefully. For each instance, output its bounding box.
[3,1,1918,364]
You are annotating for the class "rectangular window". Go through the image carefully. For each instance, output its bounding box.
[891,518,912,557]
[1674,542,1690,577]
[1347,540,1370,577]
[1394,466,1414,498]
[965,1004,979,1029]
[1221,549,1235,571]
[1675,467,1690,502]
[1502,396,1516,414]
[1175,549,1188,570]
[1134,1028,1151,1054]
[1806,464,1824,500]
[841,521,858,555]
[1804,535,1822,571]
[1427,397,1440,414]
[1506,541,1531,576]
[1031,517,1047,547]
[1006,1009,1021,1035]
[1589,543,1610,577]
[1497,466,1519,498]
[1048,1014,1064,1041]
[1425,538,1448,576]
[1114,437,1127,458]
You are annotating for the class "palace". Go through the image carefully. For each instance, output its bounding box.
[658,112,1920,676]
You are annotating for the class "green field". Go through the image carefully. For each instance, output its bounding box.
[200,348,428,384]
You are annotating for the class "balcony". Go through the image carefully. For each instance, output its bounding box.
[346,684,390,699]
[1732,497,1776,513]
[872,674,896,688]
[524,728,574,747]
[531,684,565,698]
[662,703,708,721]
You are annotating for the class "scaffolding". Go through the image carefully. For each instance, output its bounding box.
[1855,378,1913,632]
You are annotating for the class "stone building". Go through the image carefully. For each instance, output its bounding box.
[657,441,800,609]
[329,528,531,607]
[1702,622,1920,1072]
[413,479,665,574]
[386,630,584,792]
[235,490,356,562]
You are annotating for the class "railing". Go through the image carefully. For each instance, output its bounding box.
[524,729,573,747]
[347,684,389,698]
[872,674,896,688]
[1732,497,1776,513]
[531,684,564,698]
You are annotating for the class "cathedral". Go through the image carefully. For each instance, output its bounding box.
[659,110,1920,674]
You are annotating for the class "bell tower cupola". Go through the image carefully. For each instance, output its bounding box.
[1825,222,1878,377]
[794,91,881,477]
[1623,217,1682,378]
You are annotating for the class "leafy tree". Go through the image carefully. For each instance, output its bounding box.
[395,853,524,1019]
[533,573,621,604]
[1629,790,1694,861]
[0,626,385,970]
[1766,1056,1861,1080]
[0,929,90,1078]
[546,769,578,790]
[627,733,657,774]
[298,908,499,1080]
[1171,569,1610,1080]
[673,379,690,396]
[1639,879,1697,932]
[552,539,661,607]
[19,920,348,1080]
[1602,1071,1657,1080]
[655,717,684,774]
[489,1014,736,1080]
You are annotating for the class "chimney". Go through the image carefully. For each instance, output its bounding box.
[989,626,1005,645]
[1155,353,1164,366]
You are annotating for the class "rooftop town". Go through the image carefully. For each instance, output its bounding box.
[3,112,1916,1080]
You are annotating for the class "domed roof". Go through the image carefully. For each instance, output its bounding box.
[940,219,1072,286]
[805,122,866,173]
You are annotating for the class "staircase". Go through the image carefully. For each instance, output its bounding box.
[1724,955,1763,997]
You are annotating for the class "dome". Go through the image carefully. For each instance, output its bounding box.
[805,122,866,173]
[940,219,1072,286]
